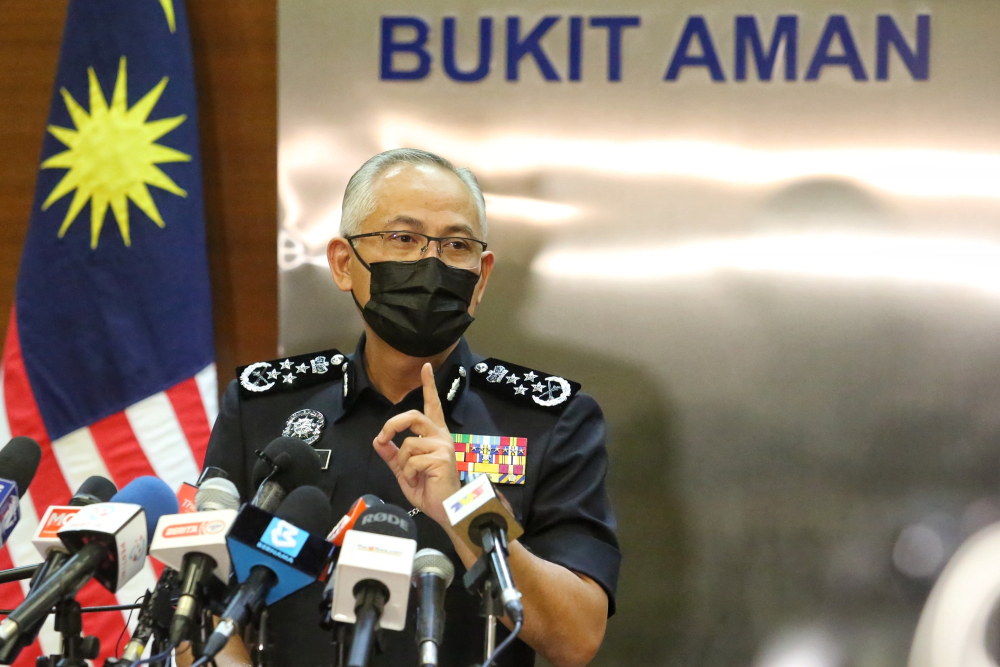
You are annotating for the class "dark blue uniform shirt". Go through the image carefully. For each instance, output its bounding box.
[204,335,620,667]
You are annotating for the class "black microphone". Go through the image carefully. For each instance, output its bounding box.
[0,476,178,649]
[116,567,179,666]
[0,476,118,664]
[0,437,42,546]
[165,477,241,646]
[330,504,419,667]
[251,437,323,512]
[412,549,455,667]
[196,466,230,486]
[201,485,333,660]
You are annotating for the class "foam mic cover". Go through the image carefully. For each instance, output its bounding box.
[276,485,333,537]
[0,437,42,492]
[71,476,117,506]
[252,437,322,491]
[112,476,179,536]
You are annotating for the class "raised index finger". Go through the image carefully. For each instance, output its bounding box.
[421,362,446,427]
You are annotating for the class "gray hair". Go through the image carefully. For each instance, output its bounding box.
[340,148,487,238]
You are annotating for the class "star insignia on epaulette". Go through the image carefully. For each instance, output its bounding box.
[471,358,581,411]
[237,348,346,399]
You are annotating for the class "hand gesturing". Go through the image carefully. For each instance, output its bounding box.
[372,363,461,526]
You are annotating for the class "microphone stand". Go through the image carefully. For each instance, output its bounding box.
[463,549,505,664]
[252,608,269,667]
[480,580,503,660]
[38,598,100,667]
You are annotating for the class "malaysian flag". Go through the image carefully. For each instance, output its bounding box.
[0,0,215,663]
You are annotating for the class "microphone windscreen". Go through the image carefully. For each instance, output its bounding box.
[275,485,332,536]
[251,437,322,491]
[71,476,118,505]
[112,476,179,536]
[195,477,240,511]
[0,436,42,493]
[413,548,455,586]
[354,503,418,541]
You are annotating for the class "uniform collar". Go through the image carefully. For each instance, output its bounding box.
[337,333,473,426]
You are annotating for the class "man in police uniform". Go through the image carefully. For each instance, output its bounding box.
[201,149,620,667]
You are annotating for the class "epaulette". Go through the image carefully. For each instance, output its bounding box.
[236,349,346,400]
[470,358,581,412]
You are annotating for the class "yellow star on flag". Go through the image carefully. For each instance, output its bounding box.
[41,57,190,249]
[158,0,176,33]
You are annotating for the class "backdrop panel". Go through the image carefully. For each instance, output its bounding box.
[279,2,1000,665]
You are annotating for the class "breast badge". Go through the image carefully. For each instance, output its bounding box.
[282,409,326,445]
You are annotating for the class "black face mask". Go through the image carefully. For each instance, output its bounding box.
[352,256,480,358]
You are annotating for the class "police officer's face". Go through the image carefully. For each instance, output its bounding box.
[328,163,494,314]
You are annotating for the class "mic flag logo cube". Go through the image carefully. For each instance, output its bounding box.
[58,502,148,593]
[0,480,20,546]
[149,510,236,582]
[226,504,330,604]
[443,474,524,555]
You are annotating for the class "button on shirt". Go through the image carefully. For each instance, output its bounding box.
[203,335,621,667]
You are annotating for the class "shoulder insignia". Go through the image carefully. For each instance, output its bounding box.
[236,349,346,400]
[470,358,581,412]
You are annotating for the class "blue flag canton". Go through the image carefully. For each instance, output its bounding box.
[16,0,214,440]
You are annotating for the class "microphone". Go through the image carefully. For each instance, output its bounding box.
[0,476,178,649]
[320,495,384,631]
[0,476,119,663]
[201,485,333,660]
[116,566,179,667]
[158,477,240,646]
[443,475,525,623]
[0,437,42,546]
[147,476,241,647]
[195,477,242,511]
[412,549,455,667]
[251,437,323,512]
[331,504,419,667]
[327,495,385,549]
[30,476,118,583]
[197,466,231,486]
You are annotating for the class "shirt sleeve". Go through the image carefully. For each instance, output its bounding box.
[202,379,249,501]
[519,392,622,616]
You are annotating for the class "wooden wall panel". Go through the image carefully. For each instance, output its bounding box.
[0,1,67,341]
[0,0,279,394]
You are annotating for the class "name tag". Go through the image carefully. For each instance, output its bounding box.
[452,434,526,485]
[314,449,331,470]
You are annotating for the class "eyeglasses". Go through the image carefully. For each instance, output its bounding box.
[346,231,488,269]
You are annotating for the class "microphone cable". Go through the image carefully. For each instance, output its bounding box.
[482,617,523,667]
[115,593,148,658]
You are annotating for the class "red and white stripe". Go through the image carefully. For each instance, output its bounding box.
[0,313,218,666]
